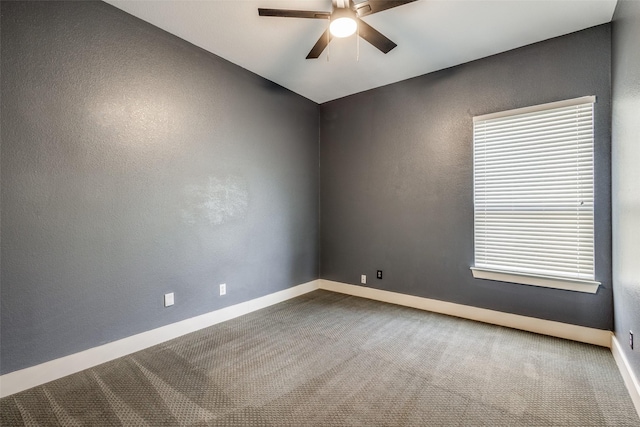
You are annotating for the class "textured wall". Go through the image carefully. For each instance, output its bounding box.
[1,1,319,374]
[612,0,640,379]
[320,24,612,329]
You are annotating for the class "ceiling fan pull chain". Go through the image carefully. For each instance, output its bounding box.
[327,17,330,62]
[357,24,360,61]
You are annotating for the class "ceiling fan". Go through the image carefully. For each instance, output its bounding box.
[258,0,417,59]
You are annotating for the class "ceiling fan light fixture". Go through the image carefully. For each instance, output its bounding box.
[330,17,357,38]
[329,8,357,38]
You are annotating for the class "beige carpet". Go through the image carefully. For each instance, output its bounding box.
[1,290,638,426]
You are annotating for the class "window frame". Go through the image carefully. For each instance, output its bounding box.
[471,96,600,294]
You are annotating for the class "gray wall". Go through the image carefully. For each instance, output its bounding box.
[1,1,319,374]
[320,24,612,330]
[0,0,619,377]
[612,0,640,381]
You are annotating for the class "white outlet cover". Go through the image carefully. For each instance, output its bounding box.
[164,292,174,307]
[361,275,366,284]
[220,283,226,296]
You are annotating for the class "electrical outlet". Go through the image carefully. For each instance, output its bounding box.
[631,331,634,350]
[361,274,366,285]
[164,292,174,307]
[377,270,383,279]
[219,283,226,296]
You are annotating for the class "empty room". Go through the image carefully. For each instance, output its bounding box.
[1,0,639,425]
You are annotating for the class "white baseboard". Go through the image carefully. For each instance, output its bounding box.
[611,335,640,418]
[1,278,625,406]
[0,280,319,398]
[318,280,612,348]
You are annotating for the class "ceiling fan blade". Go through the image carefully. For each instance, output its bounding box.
[357,19,397,53]
[353,0,417,18]
[258,8,331,19]
[307,29,333,59]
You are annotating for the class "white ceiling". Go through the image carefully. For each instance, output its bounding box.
[105,0,617,104]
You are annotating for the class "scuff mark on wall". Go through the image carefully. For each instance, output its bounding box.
[181,175,248,225]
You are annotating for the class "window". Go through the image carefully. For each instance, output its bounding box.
[471,96,600,293]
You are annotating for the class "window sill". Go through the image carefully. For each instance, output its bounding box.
[470,267,601,294]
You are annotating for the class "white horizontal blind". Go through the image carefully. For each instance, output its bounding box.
[474,98,595,280]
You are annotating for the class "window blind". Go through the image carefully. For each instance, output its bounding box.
[473,97,595,281]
